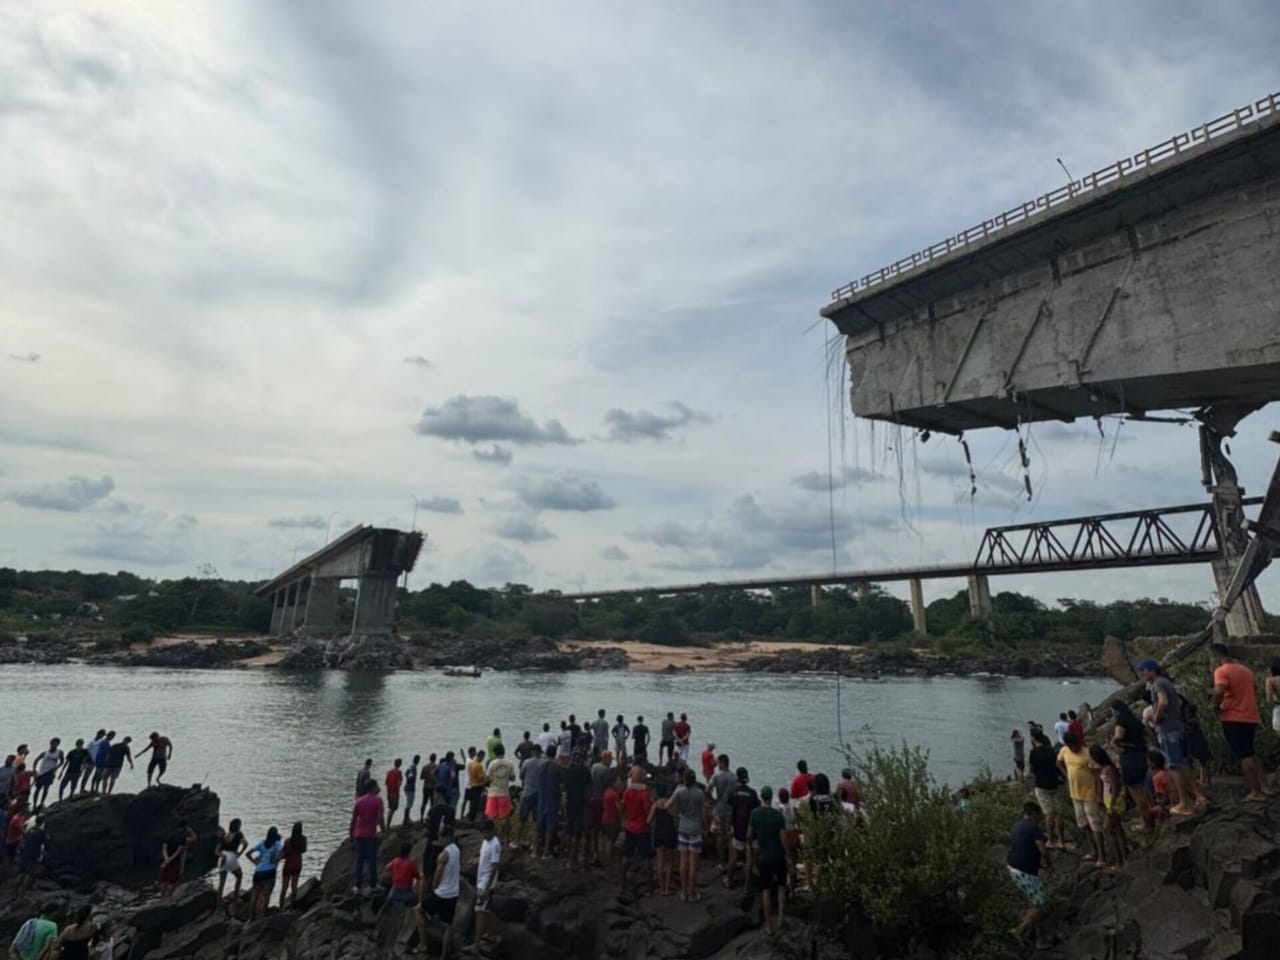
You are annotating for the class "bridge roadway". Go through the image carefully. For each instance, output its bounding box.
[563,498,1263,635]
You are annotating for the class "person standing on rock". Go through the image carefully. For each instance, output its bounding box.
[562,751,591,865]
[31,739,64,809]
[386,758,404,822]
[486,728,504,759]
[789,760,814,802]
[1052,713,1069,747]
[435,752,457,814]
[136,732,173,787]
[748,785,787,935]
[1137,659,1205,815]
[278,821,307,909]
[666,768,707,902]
[1056,733,1104,864]
[15,811,45,894]
[403,754,420,825]
[658,713,675,764]
[215,817,248,905]
[514,732,536,767]
[420,754,438,818]
[59,739,89,803]
[474,818,502,947]
[50,903,95,960]
[1006,800,1051,948]
[590,710,609,757]
[620,765,653,895]
[515,744,545,852]
[82,730,105,794]
[416,823,460,960]
[483,744,516,845]
[103,736,132,795]
[537,722,556,754]
[349,781,385,895]
[1026,730,1066,849]
[1011,730,1026,782]
[0,754,15,804]
[159,820,193,898]
[727,768,760,890]
[674,714,692,765]
[7,901,59,960]
[587,751,613,864]
[1210,642,1268,801]
[535,744,563,859]
[246,826,283,920]
[355,758,373,799]
[1111,702,1152,831]
[700,743,716,784]
[633,716,651,766]
[612,715,630,767]
[708,754,735,864]
[464,750,486,822]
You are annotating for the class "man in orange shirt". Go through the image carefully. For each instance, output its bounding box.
[1211,643,1267,801]
[386,759,404,821]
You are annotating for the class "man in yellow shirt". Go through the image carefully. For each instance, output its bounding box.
[1056,733,1104,865]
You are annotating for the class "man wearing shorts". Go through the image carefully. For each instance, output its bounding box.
[82,730,105,793]
[59,739,89,802]
[1007,801,1051,948]
[1026,730,1065,848]
[417,824,460,960]
[30,739,63,808]
[137,732,173,787]
[1138,659,1204,815]
[591,710,610,757]
[474,818,502,945]
[612,715,630,765]
[1211,643,1268,801]
[620,769,652,894]
[708,754,736,863]
[659,713,675,765]
[91,730,114,794]
[673,714,692,765]
[484,745,515,842]
[516,745,545,852]
[632,716,651,766]
[748,786,787,934]
[104,736,133,794]
[403,754,419,825]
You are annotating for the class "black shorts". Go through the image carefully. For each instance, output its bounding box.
[421,894,458,923]
[1119,751,1148,787]
[1222,721,1258,759]
[659,740,674,753]
[252,870,277,891]
[757,858,787,892]
[623,832,652,860]
[35,771,55,788]
[148,756,167,774]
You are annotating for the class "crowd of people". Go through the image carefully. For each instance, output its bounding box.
[342,707,864,954]
[1003,644,1278,948]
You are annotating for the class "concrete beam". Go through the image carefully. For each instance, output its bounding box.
[909,578,927,635]
[967,573,993,622]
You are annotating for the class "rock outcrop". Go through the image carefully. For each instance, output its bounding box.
[324,633,415,670]
[1045,795,1280,960]
[41,785,220,885]
[737,646,1105,678]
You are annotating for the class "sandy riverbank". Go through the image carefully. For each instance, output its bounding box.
[565,638,845,672]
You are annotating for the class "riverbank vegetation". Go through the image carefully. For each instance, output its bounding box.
[3,565,1268,652]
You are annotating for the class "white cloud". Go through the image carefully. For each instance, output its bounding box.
[9,475,114,511]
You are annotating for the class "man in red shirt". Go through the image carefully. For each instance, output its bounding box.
[700,743,717,784]
[386,759,404,821]
[385,841,421,904]
[619,770,652,895]
[1211,643,1266,801]
[4,801,27,862]
[349,782,385,894]
[789,760,814,801]
[599,778,621,868]
[673,715,692,765]
[1065,712,1085,745]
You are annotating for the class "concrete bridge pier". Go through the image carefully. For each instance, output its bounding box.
[909,578,927,635]
[303,579,339,634]
[967,573,993,622]
[810,584,822,608]
[352,574,398,634]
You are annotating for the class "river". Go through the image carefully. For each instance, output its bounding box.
[1,665,1114,874]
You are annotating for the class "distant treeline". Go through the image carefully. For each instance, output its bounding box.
[2,565,1260,648]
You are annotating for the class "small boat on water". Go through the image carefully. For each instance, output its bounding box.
[442,666,481,678]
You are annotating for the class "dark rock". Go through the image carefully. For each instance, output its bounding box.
[117,640,271,669]
[128,884,219,934]
[325,633,414,670]
[275,641,325,670]
[42,786,219,884]
[142,915,228,960]
[289,876,323,911]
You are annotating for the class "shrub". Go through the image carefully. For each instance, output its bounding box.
[805,744,1024,955]
[120,626,155,645]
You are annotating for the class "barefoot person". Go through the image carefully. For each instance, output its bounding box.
[279,822,307,909]
[246,827,283,920]
[1027,730,1066,849]
[1057,733,1104,864]
[483,745,516,845]
[31,739,63,808]
[673,714,692,765]
[385,759,404,822]
[748,785,787,935]
[612,715,630,767]
[1007,801,1051,948]
[103,737,132,795]
[136,732,173,787]
[403,755,419,826]
[416,824,460,960]
[215,818,248,905]
[1210,643,1268,801]
[1137,659,1206,814]
[59,739,89,803]
[666,769,706,902]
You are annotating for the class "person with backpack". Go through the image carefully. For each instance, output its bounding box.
[8,902,59,960]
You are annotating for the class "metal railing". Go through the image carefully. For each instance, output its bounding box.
[828,91,1280,304]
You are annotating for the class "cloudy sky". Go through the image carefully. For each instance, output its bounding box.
[2,2,1278,609]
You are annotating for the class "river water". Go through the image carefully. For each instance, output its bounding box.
[1,665,1114,875]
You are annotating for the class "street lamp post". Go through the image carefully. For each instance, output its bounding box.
[324,510,339,544]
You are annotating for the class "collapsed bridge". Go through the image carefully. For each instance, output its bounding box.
[823,92,1280,635]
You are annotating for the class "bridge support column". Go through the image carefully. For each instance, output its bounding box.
[909,578,927,635]
[303,578,339,634]
[269,590,285,635]
[857,582,871,601]
[810,584,822,608]
[1201,409,1267,636]
[966,574,993,622]
[352,574,398,635]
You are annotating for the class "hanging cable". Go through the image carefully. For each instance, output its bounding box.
[824,337,845,751]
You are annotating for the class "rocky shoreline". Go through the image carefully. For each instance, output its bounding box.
[0,630,1106,678]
